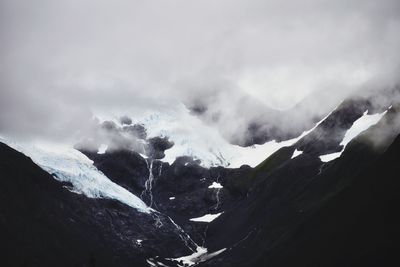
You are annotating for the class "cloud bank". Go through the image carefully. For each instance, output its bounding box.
[1,0,399,144]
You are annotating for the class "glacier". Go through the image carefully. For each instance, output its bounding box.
[95,104,337,168]
[0,137,215,259]
[0,138,152,213]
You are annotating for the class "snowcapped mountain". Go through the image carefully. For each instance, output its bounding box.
[91,103,333,169]
[1,87,400,267]
[2,0,400,265]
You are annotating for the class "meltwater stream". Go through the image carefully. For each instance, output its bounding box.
[2,138,225,266]
[138,156,227,265]
[139,157,203,253]
[141,158,156,208]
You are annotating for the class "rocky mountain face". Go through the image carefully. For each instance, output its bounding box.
[1,88,400,267]
[202,102,400,267]
[0,143,193,267]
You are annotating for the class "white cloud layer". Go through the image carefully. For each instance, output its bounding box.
[1,0,399,143]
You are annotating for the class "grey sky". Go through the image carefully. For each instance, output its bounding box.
[1,0,399,142]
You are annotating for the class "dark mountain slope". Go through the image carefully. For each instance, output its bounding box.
[1,88,399,267]
[201,106,400,267]
[237,87,395,147]
[264,125,400,267]
[76,89,399,265]
[0,142,191,267]
[187,85,344,146]
[81,149,152,197]
[82,149,239,245]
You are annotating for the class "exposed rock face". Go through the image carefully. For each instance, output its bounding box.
[82,149,151,196]
[79,118,176,160]
[295,90,393,156]
[147,136,174,159]
[80,149,238,245]
[200,105,400,267]
[1,88,400,267]
[0,143,196,267]
[211,87,398,147]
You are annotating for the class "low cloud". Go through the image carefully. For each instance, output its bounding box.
[1,0,399,145]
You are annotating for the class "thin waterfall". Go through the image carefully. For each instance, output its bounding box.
[141,158,155,207]
[151,211,200,253]
[138,153,203,254]
[214,174,221,210]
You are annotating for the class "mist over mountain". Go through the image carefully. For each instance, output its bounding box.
[1,1,400,267]
[1,0,400,145]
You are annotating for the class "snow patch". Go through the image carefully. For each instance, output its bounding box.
[319,109,387,162]
[169,197,175,200]
[168,247,226,267]
[146,259,157,267]
[319,152,342,162]
[97,144,108,154]
[208,182,223,189]
[291,149,303,159]
[340,110,386,147]
[222,105,338,168]
[190,212,223,223]
[95,104,337,169]
[139,153,149,159]
[156,261,170,267]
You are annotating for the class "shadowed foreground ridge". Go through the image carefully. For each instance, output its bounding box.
[0,143,191,267]
[202,105,400,267]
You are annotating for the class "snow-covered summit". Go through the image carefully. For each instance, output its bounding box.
[95,104,330,168]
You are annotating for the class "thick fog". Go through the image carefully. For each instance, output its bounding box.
[1,0,399,144]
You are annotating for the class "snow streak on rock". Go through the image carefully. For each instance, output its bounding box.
[190,213,223,223]
[319,109,388,162]
[97,144,108,154]
[168,247,227,267]
[291,149,303,159]
[208,182,223,189]
[96,105,337,169]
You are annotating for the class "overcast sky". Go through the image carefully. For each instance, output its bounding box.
[1,0,399,142]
